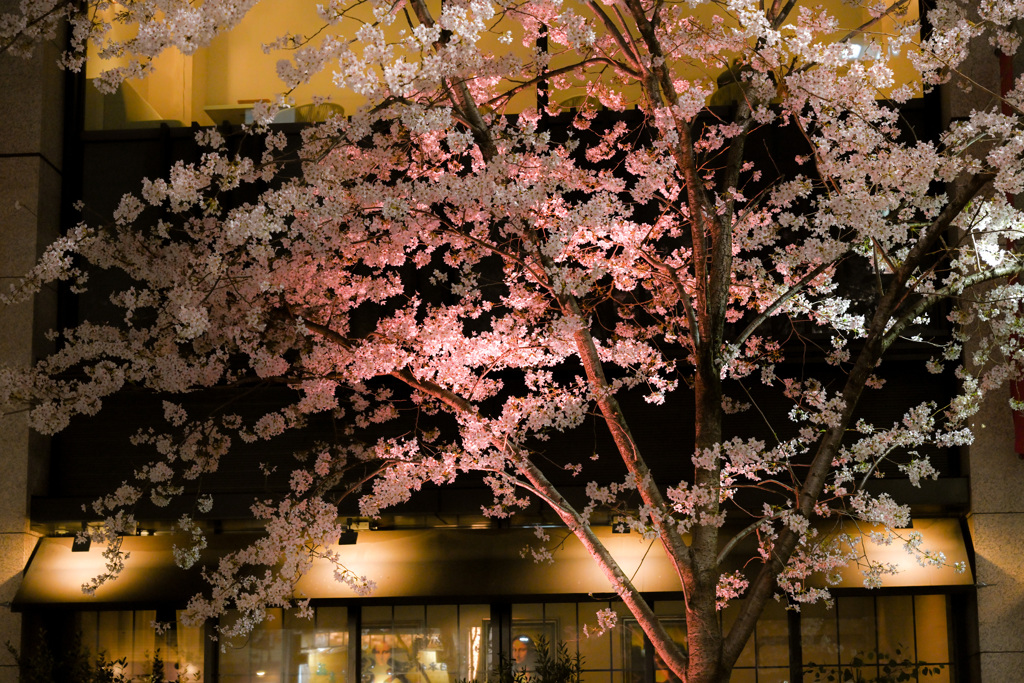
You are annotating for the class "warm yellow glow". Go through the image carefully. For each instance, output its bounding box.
[292,527,690,597]
[468,626,481,681]
[83,0,921,129]
[15,517,968,606]
[811,518,973,589]
[18,537,115,602]
[15,535,245,604]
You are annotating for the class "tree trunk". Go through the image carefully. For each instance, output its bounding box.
[684,350,727,683]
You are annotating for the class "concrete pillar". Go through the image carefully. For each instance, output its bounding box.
[0,17,64,683]
[946,33,1024,683]
[966,390,1024,682]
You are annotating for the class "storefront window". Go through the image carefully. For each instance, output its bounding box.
[69,592,957,683]
[360,604,490,683]
[802,595,955,683]
[78,609,204,681]
[218,607,349,683]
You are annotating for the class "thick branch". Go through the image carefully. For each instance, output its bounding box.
[525,231,694,584]
[881,262,1024,352]
[721,172,990,667]
[583,0,644,72]
[305,314,689,676]
[768,0,800,29]
[720,106,754,229]
[733,259,835,349]
[517,459,689,677]
[407,0,497,162]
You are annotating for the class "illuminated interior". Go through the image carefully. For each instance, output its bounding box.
[63,595,956,683]
[83,0,530,129]
[83,0,921,130]
[78,609,204,682]
[17,519,967,682]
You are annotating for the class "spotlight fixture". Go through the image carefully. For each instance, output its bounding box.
[338,529,358,545]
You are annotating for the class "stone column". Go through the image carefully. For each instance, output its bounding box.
[0,21,64,683]
[947,38,1024,683]
[966,393,1024,683]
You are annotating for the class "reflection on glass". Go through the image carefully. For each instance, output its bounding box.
[78,610,203,681]
[801,600,838,667]
[467,626,484,682]
[837,597,875,663]
[507,635,527,672]
[754,600,789,669]
[500,621,557,678]
[801,595,954,682]
[74,593,956,683]
[362,605,487,683]
[622,620,646,683]
[220,609,285,683]
[218,607,348,683]
[302,607,349,683]
[577,603,611,670]
[623,618,683,683]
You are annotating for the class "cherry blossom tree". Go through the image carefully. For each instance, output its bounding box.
[4,1,1024,682]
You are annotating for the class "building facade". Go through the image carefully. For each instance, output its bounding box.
[1,1,1023,682]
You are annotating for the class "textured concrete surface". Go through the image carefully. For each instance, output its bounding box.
[968,513,1024,654]
[0,11,64,681]
[0,34,64,169]
[968,383,1024,515]
[977,652,1024,683]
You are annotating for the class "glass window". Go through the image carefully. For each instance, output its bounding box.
[220,608,287,683]
[78,609,203,681]
[719,603,755,670]
[548,603,580,652]
[754,600,789,670]
[509,602,559,677]
[577,602,612,672]
[69,590,956,683]
[305,607,350,683]
[504,600,635,683]
[720,597,790,681]
[914,595,953,683]
[876,595,914,659]
[362,604,489,683]
[801,600,838,670]
[837,597,876,663]
[362,605,426,683]
[802,595,956,683]
[457,604,491,682]
[218,607,349,683]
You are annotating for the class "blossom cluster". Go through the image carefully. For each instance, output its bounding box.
[3,0,1024,651]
